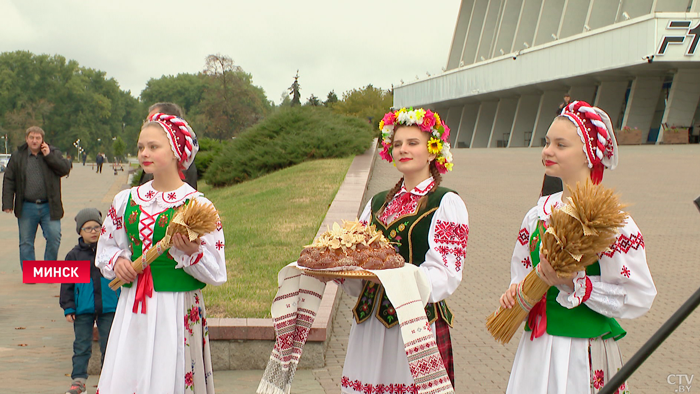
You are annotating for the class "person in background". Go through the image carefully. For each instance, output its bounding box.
[557,94,572,115]
[96,152,105,174]
[2,126,71,271]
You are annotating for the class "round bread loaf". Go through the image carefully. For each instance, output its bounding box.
[298,241,405,270]
[297,220,405,270]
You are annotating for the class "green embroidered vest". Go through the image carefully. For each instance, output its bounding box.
[122,194,206,292]
[352,187,455,328]
[524,221,626,340]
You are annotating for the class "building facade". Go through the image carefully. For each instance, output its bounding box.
[394,0,700,147]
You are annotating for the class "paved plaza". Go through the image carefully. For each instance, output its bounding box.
[1,144,699,393]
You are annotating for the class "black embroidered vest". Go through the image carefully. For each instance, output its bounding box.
[352,187,455,328]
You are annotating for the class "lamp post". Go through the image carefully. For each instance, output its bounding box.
[73,139,81,161]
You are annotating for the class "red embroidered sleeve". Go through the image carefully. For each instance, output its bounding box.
[433,220,469,271]
[600,232,644,258]
[518,227,530,245]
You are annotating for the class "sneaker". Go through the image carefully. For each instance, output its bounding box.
[65,380,86,394]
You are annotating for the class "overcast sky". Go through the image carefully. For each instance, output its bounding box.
[2,0,460,104]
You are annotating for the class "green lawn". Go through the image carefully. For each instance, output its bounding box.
[199,157,354,318]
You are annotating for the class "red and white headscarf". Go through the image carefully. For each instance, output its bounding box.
[146,113,199,174]
[559,101,618,184]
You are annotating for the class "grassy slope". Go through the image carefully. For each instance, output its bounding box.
[199,157,354,317]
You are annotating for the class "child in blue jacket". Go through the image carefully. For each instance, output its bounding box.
[60,208,120,394]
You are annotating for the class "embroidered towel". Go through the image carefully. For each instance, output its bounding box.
[258,263,454,394]
[373,264,455,394]
[257,264,326,394]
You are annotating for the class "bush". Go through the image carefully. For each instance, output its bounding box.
[204,106,373,187]
[195,137,225,178]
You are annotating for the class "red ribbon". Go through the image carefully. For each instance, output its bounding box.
[396,192,414,207]
[132,266,154,314]
[528,294,547,340]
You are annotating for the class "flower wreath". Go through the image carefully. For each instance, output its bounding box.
[378,107,453,173]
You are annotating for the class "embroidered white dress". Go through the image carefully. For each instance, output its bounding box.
[339,177,469,394]
[506,192,656,394]
[95,181,227,394]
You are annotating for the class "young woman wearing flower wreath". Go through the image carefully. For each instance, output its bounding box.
[339,108,469,393]
[95,114,226,393]
[499,101,656,394]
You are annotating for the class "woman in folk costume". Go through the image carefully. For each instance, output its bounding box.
[96,114,226,393]
[339,108,469,393]
[500,101,657,394]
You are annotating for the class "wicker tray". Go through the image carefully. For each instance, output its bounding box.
[295,266,377,279]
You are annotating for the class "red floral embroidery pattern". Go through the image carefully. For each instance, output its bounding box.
[522,256,532,269]
[113,216,123,231]
[601,232,644,258]
[184,304,203,337]
[433,220,468,270]
[101,226,107,235]
[167,192,177,201]
[518,228,530,245]
[107,205,123,230]
[340,377,418,394]
[145,190,155,199]
[615,382,627,394]
[158,214,169,227]
[216,220,222,231]
[379,192,421,225]
[185,371,194,389]
[621,265,631,278]
[434,220,468,247]
[592,369,605,389]
[215,240,224,250]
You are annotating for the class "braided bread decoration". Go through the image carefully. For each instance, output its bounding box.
[147,113,199,172]
[560,101,618,184]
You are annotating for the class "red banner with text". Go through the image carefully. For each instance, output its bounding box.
[23,260,91,284]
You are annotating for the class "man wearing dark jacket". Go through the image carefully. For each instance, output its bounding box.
[95,152,105,174]
[2,126,71,270]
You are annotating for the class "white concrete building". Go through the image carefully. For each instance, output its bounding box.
[394,0,700,147]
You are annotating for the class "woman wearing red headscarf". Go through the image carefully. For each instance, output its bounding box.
[499,102,656,394]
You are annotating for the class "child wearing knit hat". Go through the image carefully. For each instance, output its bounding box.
[59,208,120,394]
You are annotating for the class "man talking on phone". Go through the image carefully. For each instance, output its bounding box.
[2,126,71,273]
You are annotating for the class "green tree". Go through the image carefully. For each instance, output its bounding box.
[0,51,141,154]
[140,73,207,116]
[288,70,301,107]
[112,136,126,161]
[305,94,321,107]
[324,90,338,107]
[198,54,271,140]
[278,91,292,108]
[332,84,393,130]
